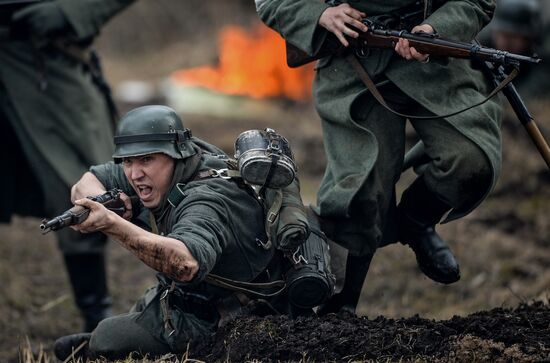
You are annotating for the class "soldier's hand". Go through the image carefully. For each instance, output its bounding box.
[319,3,369,47]
[71,198,114,234]
[119,193,133,220]
[11,2,69,39]
[395,24,433,62]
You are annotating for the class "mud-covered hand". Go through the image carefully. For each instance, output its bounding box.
[11,2,69,39]
[395,24,434,62]
[318,3,369,47]
[70,198,116,234]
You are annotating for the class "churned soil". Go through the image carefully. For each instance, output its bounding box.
[195,302,550,362]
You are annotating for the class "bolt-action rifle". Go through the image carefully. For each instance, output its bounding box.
[286,19,541,68]
[40,189,138,234]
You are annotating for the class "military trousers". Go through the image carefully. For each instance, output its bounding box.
[318,81,495,256]
[0,84,107,254]
[89,285,218,359]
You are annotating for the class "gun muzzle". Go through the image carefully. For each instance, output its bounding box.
[40,217,61,234]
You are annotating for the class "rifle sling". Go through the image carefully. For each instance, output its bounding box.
[346,53,518,120]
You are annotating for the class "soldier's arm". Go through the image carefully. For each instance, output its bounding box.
[71,172,107,202]
[256,0,332,56]
[72,162,135,219]
[422,0,495,42]
[71,198,199,282]
[55,0,136,40]
[165,190,232,283]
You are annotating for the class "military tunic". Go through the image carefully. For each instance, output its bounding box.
[258,0,502,255]
[0,0,134,253]
[85,141,276,357]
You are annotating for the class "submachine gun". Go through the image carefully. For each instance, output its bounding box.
[286,14,550,170]
[40,189,138,234]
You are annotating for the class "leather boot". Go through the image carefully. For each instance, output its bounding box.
[53,333,94,361]
[317,252,373,315]
[64,253,113,332]
[398,177,460,284]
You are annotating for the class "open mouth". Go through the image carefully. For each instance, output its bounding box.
[136,185,153,201]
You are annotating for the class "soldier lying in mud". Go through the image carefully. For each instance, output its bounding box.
[54,105,334,360]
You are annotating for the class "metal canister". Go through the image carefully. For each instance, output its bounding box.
[234,128,296,188]
[285,227,335,309]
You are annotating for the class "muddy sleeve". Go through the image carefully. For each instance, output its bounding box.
[256,0,330,56]
[56,0,135,40]
[423,0,495,41]
[166,192,231,283]
[89,162,135,196]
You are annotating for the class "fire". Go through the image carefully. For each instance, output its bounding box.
[171,24,314,101]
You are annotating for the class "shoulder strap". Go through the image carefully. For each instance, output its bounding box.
[166,163,241,210]
[346,53,518,120]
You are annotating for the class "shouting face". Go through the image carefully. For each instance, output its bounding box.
[122,153,175,208]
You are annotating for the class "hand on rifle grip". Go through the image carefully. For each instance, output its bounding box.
[319,3,369,47]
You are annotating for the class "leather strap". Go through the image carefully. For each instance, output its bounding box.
[346,53,518,120]
[261,189,283,251]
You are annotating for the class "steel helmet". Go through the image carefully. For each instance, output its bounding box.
[112,105,195,163]
[492,0,542,37]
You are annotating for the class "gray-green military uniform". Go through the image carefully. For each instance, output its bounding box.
[0,0,134,330]
[85,140,277,358]
[257,0,502,257]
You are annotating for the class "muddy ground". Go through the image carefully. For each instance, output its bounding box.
[196,302,550,362]
[1,1,550,362]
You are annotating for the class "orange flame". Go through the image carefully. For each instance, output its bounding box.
[171,24,314,101]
